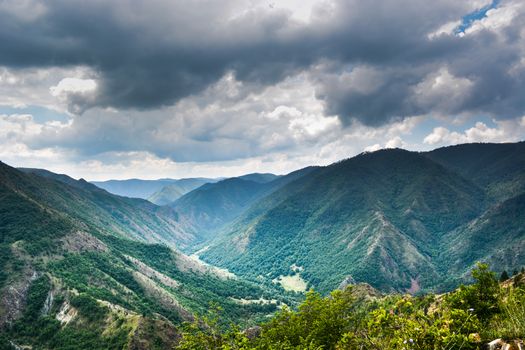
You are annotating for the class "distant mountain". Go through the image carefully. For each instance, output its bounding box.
[237,173,281,183]
[147,178,220,205]
[91,178,179,199]
[0,161,285,348]
[171,168,316,244]
[91,174,275,204]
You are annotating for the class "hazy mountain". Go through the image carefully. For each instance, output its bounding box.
[91,175,277,205]
[147,178,220,205]
[91,178,179,199]
[171,168,317,244]
[0,161,286,348]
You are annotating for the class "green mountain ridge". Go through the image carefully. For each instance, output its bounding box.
[1,142,524,349]
[147,178,221,205]
[171,167,317,245]
[0,161,289,349]
[190,144,524,294]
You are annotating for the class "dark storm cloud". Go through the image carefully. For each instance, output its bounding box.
[0,0,524,126]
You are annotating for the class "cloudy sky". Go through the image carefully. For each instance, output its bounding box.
[1,0,524,180]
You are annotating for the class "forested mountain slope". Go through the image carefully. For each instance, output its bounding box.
[425,142,525,201]
[198,145,524,293]
[171,167,317,245]
[15,166,190,247]
[0,162,287,349]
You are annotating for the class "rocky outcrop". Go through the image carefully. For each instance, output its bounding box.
[0,269,37,328]
[338,275,356,290]
[484,338,524,350]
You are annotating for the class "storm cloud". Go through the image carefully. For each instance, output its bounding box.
[1,0,524,126]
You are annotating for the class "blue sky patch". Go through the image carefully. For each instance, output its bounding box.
[0,105,69,123]
[455,0,500,34]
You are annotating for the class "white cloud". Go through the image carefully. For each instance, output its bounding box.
[464,1,523,35]
[423,119,525,145]
[413,68,473,113]
[50,78,97,97]
[0,0,47,22]
[50,77,98,114]
[385,136,405,148]
[428,20,461,39]
[364,144,382,152]
[0,66,97,112]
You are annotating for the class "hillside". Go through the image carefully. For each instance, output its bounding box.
[171,168,317,245]
[147,178,219,205]
[15,166,190,247]
[236,173,281,184]
[1,142,524,348]
[177,264,525,350]
[0,162,289,349]
[199,147,524,293]
[441,192,525,281]
[425,142,525,201]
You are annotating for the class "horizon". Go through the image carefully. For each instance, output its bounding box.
[3,140,523,181]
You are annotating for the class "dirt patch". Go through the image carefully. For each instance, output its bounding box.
[177,251,235,280]
[61,231,108,253]
[273,274,308,293]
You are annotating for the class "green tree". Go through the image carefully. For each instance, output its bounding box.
[500,270,510,282]
[447,263,500,325]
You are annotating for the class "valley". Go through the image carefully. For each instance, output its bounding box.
[0,142,524,349]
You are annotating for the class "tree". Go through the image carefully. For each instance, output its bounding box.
[500,270,510,282]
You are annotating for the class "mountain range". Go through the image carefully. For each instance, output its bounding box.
[169,142,525,293]
[1,141,524,348]
[0,162,287,348]
[91,177,219,204]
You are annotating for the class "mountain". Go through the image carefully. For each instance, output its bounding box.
[17,167,189,247]
[425,142,525,201]
[171,168,317,245]
[236,173,281,183]
[441,192,525,280]
[147,173,278,206]
[91,178,179,199]
[147,178,220,205]
[0,161,288,349]
[198,146,524,293]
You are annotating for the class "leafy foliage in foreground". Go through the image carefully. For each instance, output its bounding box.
[178,264,525,349]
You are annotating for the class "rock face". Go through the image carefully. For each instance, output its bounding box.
[484,338,524,350]
[0,269,37,328]
[338,275,356,290]
[244,326,262,340]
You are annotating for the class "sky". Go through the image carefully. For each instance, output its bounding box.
[0,0,524,180]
